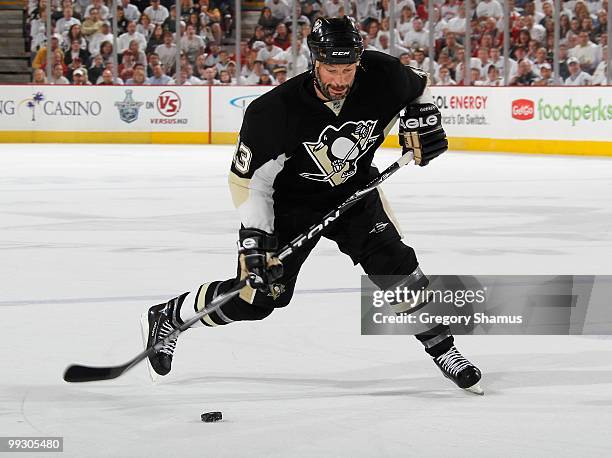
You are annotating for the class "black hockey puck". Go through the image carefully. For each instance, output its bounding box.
[201,411,222,422]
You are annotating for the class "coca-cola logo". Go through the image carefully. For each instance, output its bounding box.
[512,99,535,120]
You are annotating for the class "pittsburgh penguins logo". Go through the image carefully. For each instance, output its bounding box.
[300,120,379,186]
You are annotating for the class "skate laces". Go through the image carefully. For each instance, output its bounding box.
[158,321,178,356]
[436,347,472,377]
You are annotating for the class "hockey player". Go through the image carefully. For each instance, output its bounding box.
[144,17,483,394]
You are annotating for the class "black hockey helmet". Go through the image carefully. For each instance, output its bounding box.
[307,16,364,65]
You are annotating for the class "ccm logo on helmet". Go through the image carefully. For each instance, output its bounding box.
[331,51,350,56]
[402,114,439,130]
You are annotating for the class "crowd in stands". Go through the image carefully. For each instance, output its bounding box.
[25,0,609,86]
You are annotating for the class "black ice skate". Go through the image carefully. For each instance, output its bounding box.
[433,346,483,395]
[141,299,183,378]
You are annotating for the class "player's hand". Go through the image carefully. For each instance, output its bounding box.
[238,228,283,292]
[399,103,448,166]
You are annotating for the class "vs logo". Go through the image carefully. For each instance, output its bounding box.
[301,120,379,186]
[156,90,181,117]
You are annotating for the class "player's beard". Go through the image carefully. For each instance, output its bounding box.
[314,67,352,101]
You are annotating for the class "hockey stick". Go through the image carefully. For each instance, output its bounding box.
[63,151,414,383]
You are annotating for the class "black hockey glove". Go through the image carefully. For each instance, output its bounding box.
[399,103,448,166]
[238,228,283,292]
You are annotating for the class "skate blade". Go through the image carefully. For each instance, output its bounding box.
[463,382,484,396]
[139,312,160,384]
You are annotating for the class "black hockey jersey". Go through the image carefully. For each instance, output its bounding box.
[228,50,427,234]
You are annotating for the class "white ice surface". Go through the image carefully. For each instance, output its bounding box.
[1,144,611,457]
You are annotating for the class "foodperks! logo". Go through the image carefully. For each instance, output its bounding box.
[512,97,612,126]
[537,98,612,126]
[511,99,534,120]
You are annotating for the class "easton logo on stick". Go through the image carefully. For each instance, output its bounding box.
[300,120,379,186]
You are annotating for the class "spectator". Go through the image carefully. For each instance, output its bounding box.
[476,0,503,20]
[273,66,287,84]
[128,39,148,66]
[88,22,113,55]
[258,69,274,85]
[226,60,238,81]
[88,54,105,83]
[257,33,283,70]
[447,4,467,43]
[72,67,91,84]
[146,52,161,77]
[56,6,81,35]
[122,0,142,22]
[509,58,538,85]
[397,5,415,39]
[31,68,47,84]
[271,37,309,75]
[560,13,572,38]
[216,69,232,84]
[155,31,178,73]
[125,67,150,85]
[274,23,291,50]
[118,49,136,77]
[98,68,124,85]
[524,15,546,44]
[181,24,206,64]
[565,56,593,85]
[82,8,104,37]
[533,62,555,85]
[324,0,343,18]
[215,49,231,72]
[410,48,436,73]
[149,63,174,84]
[147,25,165,54]
[264,0,290,22]
[426,6,449,41]
[32,35,64,70]
[162,5,178,33]
[46,63,67,85]
[594,9,608,37]
[84,0,109,21]
[200,65,217,84]
[118,21,147,54]
[532,47,550,73]
[138,14,155,40]
[248,25,266,48]
[476,47,490,78]
[591,46,607,85]
[480,64,504,85]
[61,23,87,52]
[489,47,517,79]
[99,41,115,64]
[403,18,429,52]
[145,0,170,25]
[204,41,221,66]
[198,0,223,44]
[64,39,90,67]
[114,6,130,35]
[441,0,459,21]
[352,0,379,24]
[181,64,203,84]
[435,65,456,85]
[366,20,380,42]
[258,7,278,33]
[243,59,265,84]
[441,32,463,60]
[375,33,411,55]
[569,31,602,74]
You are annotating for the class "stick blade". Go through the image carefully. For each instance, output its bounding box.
[63,364,126,383]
